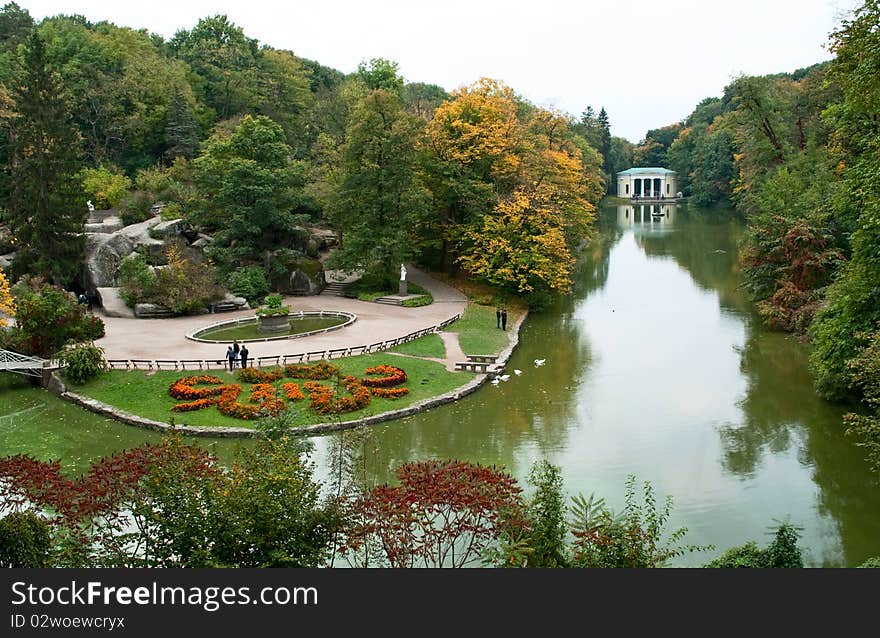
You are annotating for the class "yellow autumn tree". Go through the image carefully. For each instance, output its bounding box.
[0,267,16,327]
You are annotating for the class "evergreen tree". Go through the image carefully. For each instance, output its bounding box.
[6,32,85,286]
[597,107,612,177]
[163,89,200,161]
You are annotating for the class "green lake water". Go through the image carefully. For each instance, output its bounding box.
[1,200,878,566]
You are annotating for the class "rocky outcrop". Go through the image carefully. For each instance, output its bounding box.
[85,233,135,288]
[151,218,197,242]
[290,268,325,295]
[0,252,13,270]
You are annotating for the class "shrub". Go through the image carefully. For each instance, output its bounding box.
[401,295,432,308]
[858,556,880,568]
[9,280,105,357]
[153,244,224,314]
[704,522,803,568]
[118,254,157,307]
[0,512,52,567]
[81,165,132,209]
[160,201,184,221]
[228,266,270,304]
[119,190,155,227]
[256,292,289,316]
[57,342,107,385]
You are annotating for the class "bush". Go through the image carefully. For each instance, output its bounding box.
[228,266,270,304]
[704,522,803,568]
[858,556,880,568]
[153,244,224,314]
[9,280,105,357]
[0,512,52,567]
[401,294,432,308]
[256,292,289,316]
[160,201,184,221]
[118,254,157,307]
[81,165,132,209]
[119,190,155,226]
[57,342,107,385]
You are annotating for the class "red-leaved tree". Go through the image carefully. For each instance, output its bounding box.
[340,459,525,568]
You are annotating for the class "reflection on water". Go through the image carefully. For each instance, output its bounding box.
[2,200,879,566]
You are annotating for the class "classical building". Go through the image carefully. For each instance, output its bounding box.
[617,167,678,199]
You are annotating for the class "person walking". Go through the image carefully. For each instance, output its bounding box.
[225,345,235,372]
[496,307,502,329]
[240,344,249,369]
[233,340,241,368]
[501,307,508,331]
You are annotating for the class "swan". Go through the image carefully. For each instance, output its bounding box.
[499,374,510,382]
[514,369,522,375]
[490,377,501,385]
[534,358,546,367]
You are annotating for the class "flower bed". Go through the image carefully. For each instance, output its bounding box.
[167,360,410,420]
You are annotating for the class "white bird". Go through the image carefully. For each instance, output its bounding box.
[490,377,501,386]
[499,374,510,382]
[534,358,546,367]
[514,369,522,376]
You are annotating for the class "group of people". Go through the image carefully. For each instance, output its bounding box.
[225,340,249,371]
[495,307,508,331]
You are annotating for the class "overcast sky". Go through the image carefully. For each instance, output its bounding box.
[21,0,860,142]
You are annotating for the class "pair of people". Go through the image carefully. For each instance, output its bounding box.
[495,307,508,331]
[225,340,249,371]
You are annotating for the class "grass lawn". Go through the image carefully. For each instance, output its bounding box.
[389,334,446,359]
[445,304,516,355]
[71,353,472,429]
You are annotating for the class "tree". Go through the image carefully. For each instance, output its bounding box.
[597,107,612,177]
[163,89,201,161]
[523,460,568,567]
[169,15,261,119]
[357,57,404,94]
[192,114,306,268]
[6,32,85,286]
[341,460,524,568]
[327,89,430,287]
[0,511,51,568]
[0,266,14,326]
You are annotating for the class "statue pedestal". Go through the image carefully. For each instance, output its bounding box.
[399,280,407,296]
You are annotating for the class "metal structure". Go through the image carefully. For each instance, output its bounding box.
[0,349,48,378]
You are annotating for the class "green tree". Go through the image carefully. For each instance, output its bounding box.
[0,511,51,567]
[6,32,85,286]
[357,57,404,94]
[164,88,201,161]
[704,522,803,568]
[192,114,306,268]
[169,15,261,119]
[327,89,430,287]
[523,460,568,567]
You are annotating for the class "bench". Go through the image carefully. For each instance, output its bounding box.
[455,361,491,373]
[129,359,154,371]
[107,359,130,370]
[154,360,179,370]
[467,354,498,364]
[179,360,205,370]
[256,356,280,368]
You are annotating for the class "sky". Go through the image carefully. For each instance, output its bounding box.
[20,0,861,142]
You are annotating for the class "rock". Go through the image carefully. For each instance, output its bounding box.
[0,225,13,253]
[309,228,339,252]
[96,287,136,318]
[191,235,213,250]
[134,302,175,318]
[209,293,250,313]
[0,252,14,270]
[290,268,324,296]
[85,233,135,289]
[46,373,66,396]
[84,216,124,234]
[151,218,197,242]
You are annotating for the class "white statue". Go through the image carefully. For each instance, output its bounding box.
[400,264,407,281]
[87,200,95,213]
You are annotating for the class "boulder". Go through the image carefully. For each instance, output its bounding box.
[134,302,174,318]
[96,287,135,318]
[84,233,135,289]
[151,218,197,242]
[290,268,325,296]
[84,216,124,234]
[309,228,339,252]
[209,293,250,313]
[0,225,13,253]
[0,252,14,270]
[191,234,213,250]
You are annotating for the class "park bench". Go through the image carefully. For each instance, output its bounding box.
[178,359,205,370]
[466,354,498,364]
[106,359,130,370]
[454,361,491,373]
[154,360,179,370]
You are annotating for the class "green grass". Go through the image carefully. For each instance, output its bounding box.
[389,334,446,358]
[195,316,346,341]
[71,353,472,429]
[445,303,514,355]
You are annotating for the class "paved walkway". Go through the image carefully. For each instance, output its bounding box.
[95,266,469,366]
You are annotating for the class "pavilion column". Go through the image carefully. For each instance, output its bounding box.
[646,179,652,198]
